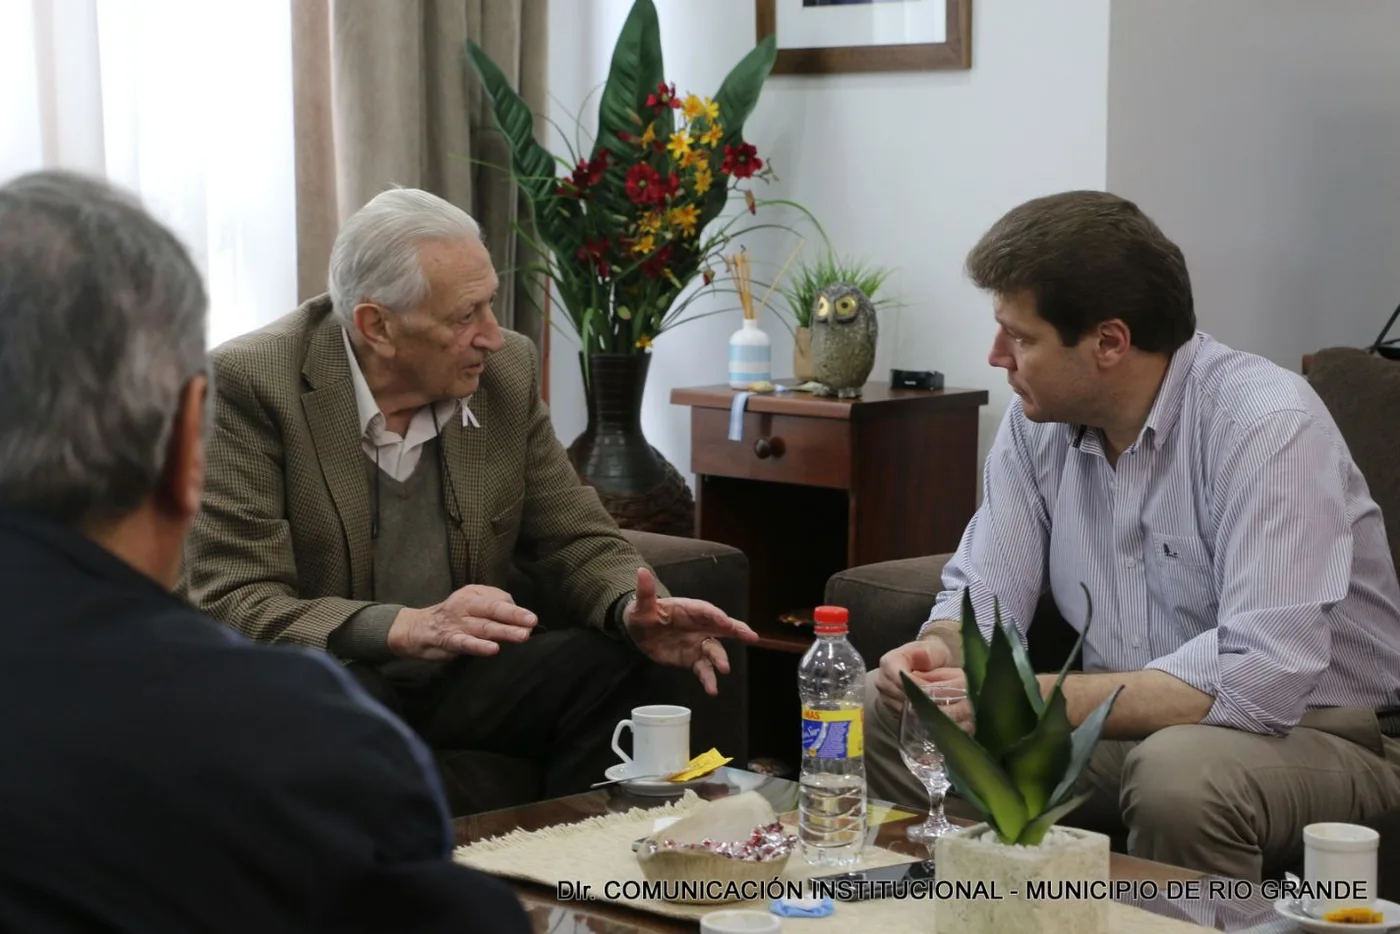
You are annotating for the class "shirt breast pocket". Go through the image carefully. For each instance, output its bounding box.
[1146,533,1218,647]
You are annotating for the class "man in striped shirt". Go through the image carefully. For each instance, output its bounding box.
[865,190,1400,882]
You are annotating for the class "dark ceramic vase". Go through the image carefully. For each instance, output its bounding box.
[565,352,695,537]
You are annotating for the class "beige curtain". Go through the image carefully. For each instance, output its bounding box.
[291,0,548,347]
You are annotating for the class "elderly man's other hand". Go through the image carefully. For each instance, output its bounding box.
[387,585,538,661]
[622,567,758,696]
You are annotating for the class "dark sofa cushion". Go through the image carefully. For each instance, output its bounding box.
[1307,348,1400,564]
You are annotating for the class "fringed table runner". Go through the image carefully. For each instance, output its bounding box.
[454,791,1229,932]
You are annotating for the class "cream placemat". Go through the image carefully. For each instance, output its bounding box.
[455,792,1221,933]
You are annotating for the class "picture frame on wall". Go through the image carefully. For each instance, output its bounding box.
[756,0,971,75]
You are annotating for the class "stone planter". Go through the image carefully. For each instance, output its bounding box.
[793,326,815,381]
[934,823,1110,934]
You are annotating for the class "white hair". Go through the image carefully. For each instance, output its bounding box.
[328,187,482,324]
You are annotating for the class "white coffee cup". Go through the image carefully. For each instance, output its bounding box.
[1303,822,1379,916]
[700,909,781,933]
[611,704,690,778]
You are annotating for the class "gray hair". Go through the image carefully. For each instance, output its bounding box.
[0,170,208,525]
[328,187,482,324]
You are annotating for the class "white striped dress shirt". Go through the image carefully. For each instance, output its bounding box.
[923,332,1400,735]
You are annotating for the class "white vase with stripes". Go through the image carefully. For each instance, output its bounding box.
[728,318,771,389]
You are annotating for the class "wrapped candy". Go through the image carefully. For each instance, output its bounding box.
[641,821,797,862]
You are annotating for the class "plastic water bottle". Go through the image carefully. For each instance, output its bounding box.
[797,605,868,866]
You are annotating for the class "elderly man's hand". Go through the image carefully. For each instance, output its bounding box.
[622,567,759,695]
[387,585,538,661]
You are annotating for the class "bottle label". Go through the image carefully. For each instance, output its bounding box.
[801,707,864,760]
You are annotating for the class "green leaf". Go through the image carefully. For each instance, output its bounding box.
[1047,684,1124,811]
[960,588,989,709]
[944,762,988,817]
[1050,583,1093,697]
[464,40,584,269]
[1014,790,1096,846]
[589,0,666,222]
[1001,688,1072,818]
[901,672,1028,843]
[974,611,1041,761]
[996,597,1044,715]
[465,43,555,205]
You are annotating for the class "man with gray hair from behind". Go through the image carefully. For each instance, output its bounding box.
[0,170,529,933]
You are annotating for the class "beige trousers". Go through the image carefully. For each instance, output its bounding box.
[862,672,1400,881]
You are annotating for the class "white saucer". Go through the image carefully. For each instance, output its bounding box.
[1274,897,1400,932]
[604,763,716,796]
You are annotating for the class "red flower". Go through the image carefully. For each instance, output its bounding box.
[624,163,662,204]
[721,142,762,179]
[641,244,675,278]
[561,148,611,197]
[660,173,679,202]
[645,81,679,110]
[575,238,611,279]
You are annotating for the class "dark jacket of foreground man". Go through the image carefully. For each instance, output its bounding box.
[0,513,529,933]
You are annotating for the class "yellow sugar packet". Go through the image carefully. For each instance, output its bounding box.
[667,748,732,782]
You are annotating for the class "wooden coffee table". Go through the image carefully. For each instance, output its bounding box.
[454,769,1287,933]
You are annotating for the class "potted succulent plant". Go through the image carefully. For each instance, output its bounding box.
[777,252,893,381]
[901,584,1122,934]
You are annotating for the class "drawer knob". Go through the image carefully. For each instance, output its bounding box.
[753,436,786,459]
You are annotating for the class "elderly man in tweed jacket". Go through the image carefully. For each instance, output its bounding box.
[181,187,755,809]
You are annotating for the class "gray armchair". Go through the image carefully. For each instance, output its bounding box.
[436,530,750,815]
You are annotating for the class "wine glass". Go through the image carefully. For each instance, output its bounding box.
[899,683,968,842]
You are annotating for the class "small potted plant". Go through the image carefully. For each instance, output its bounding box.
[778,252,893,381]
[901,585,1122,934]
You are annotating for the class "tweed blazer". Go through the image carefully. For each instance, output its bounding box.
[180,295,661,651]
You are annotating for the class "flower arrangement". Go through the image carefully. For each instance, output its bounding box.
[466,0,813,366]
[900,584,1122,847]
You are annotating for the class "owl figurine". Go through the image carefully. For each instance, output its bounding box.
[807,282,878,398]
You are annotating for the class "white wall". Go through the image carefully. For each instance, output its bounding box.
[545,0,1111,484]
[1107,0,1400,370]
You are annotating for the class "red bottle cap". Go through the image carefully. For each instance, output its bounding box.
[813,606,849,634]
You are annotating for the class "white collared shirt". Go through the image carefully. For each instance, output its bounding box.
[341,328,476,482]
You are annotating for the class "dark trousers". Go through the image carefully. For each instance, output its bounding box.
[348,628,660,814]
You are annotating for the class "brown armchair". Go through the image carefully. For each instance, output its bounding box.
[825,346,1400,893]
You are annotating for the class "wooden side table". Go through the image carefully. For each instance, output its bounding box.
[669,381,989,767]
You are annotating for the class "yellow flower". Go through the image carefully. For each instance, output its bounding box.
[666,130,692,160]
[693,165,713,196]
[631,234,655,255]
[681,94,705,121]
[636,335,653,349]
[669,204,699,237]
[703,97,720,121]
[679,148,705,169]
[639,123,657,147]
[699,124,723,148]
[638,210,663,234]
